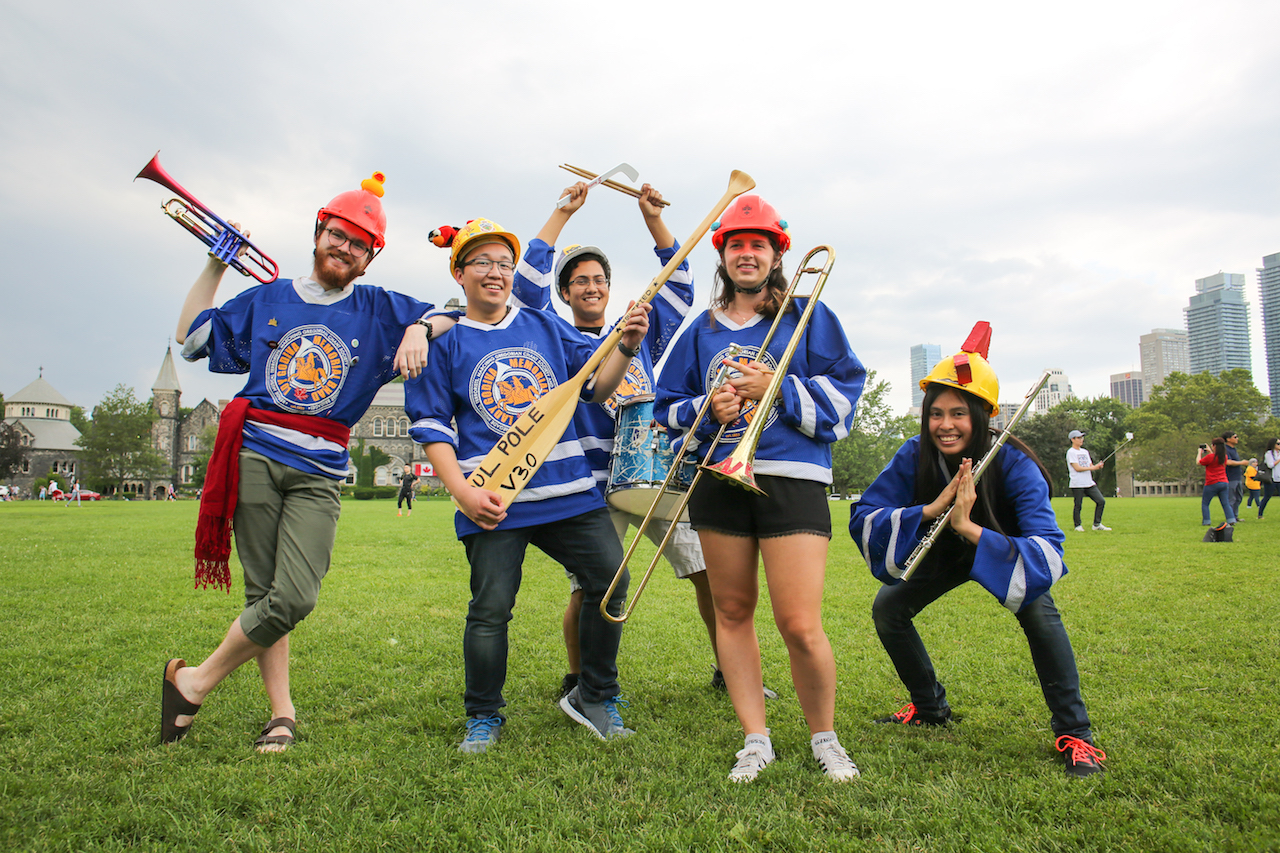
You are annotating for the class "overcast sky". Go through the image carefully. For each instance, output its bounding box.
[3,1,1278,418]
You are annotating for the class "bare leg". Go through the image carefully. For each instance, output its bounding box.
[172,617,270,727]
[255,633,296,752]
[688,571,719,662]
[760,534,836,734]
[563,589,584,674]
[700,531,766,735]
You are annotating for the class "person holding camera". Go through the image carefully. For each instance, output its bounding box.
[1198,438,1237,526]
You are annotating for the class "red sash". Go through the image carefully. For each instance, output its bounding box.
[194,400,351,592]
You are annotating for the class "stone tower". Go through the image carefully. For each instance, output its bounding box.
[151,346,182,494]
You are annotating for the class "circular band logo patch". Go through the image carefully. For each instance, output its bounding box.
[471,348,558,434]
[705,344,780,440]
[602,358,652,418]
[267,325,351,414]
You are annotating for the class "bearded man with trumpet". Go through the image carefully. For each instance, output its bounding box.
[654,195,866,783]
[849,324,1107,778]
[161,172,438,753]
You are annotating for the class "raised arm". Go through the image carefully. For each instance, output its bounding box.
[176,256,229,343]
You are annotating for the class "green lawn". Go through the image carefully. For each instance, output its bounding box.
[0,496,1276,852]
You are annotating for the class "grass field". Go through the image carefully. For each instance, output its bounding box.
[0,496,1277,852]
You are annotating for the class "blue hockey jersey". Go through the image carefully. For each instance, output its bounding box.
[654,301,865,485]
[405,306,605,538]
[849,436,1067,613]
[182,277,432,478]
[511,237,694,496]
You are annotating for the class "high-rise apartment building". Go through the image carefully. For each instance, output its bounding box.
[909,343,942,409]
[1139,328,1190,401]
[1033,369,1072,414]
[1184,272,1251,377]
[1259,252,1280,417]
[1109,372,1143,408]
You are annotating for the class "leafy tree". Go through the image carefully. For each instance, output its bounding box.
[349,439,391,487]
[1124,370,1272,486]
[75,385,168,496]
[830,371,916,496]
[1016,397,1131,496]
[0,423,27,481]
[69,405,88,433]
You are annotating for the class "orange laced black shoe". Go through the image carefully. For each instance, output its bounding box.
[874,702,956,726]
[1056,735,1107,777]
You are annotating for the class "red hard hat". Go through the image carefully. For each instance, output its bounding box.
[317,172,388,250]
[711,194,790,253]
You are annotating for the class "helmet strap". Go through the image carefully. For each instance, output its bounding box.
[732,282,767,294]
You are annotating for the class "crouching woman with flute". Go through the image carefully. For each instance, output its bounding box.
[849,323,1107,778]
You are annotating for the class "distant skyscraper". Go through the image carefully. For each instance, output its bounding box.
[1109,372,1143,408]
[1034,369,1073,414]
[909,343,942,409]
[1139,328,1190,401]
[1259,252,1280,417]
[1184,273,1251,377]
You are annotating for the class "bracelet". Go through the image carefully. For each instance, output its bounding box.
[414,318,434,341]
[617,341,638,359]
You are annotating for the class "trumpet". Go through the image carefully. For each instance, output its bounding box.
[600,246,835,623]
[135,152,279,284]
[898,370,1050,582]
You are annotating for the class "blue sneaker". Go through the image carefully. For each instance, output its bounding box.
[559,686,635,739]
[459,713,503,753]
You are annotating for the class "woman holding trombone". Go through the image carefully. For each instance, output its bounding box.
[849,325,1107,778]
[655,195,866,782]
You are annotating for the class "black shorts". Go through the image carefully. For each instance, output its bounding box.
[688,473,832,539]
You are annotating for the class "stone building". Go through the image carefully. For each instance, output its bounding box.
[2,372,82,493]
[142,347,222,499]
[346,381,438,488]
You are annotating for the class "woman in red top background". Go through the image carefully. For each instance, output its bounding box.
[1198,437,1237,525]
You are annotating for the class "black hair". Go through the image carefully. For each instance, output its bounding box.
[557,252,610,297]
[915,383,1053,536]
[1267,437,1278,454]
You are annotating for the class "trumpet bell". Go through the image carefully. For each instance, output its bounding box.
[701,455,766,496]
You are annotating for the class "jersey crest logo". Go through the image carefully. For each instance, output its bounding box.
[267,325,351,414]
[471,348,558,434]
[602,357,652,418]
[706,344,780,440]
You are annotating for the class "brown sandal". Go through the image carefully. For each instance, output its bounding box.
[254,717,297,752]
[161,658,202,744]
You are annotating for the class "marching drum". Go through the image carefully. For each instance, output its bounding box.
[605,395,694,521]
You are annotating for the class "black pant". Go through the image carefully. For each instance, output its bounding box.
[1071,486,1105,527]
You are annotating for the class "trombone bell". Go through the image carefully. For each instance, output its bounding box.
[702,448,765,496]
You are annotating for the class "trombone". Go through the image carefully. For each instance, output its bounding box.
[601,246,836,623]
[898,370,1050,582]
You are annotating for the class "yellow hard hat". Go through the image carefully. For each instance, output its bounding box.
[920,321,1000,416]
[445,218,521,277]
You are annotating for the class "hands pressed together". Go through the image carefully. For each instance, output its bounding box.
[922,458,984,546]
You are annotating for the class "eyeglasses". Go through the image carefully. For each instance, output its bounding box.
[322,227,371,258]
[464,258,515,274]
[569,276,609,288]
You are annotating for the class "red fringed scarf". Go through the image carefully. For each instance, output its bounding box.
[194,400,351,592]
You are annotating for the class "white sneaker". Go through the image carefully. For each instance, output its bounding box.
[1092,523,1112,531]
[812,737,861,782]
[1074,526,1085,532]
[728,736,774,782]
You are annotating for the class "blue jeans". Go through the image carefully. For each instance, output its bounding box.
[1201,481,1236,524]
[460,508,628,717]
[1259,481,1279,517]
[871,563,1092,739]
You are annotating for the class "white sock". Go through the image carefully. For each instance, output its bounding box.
[744,732,773,758]
[811,730,839,756]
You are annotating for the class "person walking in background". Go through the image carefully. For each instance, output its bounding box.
[1222,431,1249,519]
[65,481,81,507]
[1066,430,1109,532]
[1198,438,1237,526]
[397,464,418,517]
[1244,460,1262,510]
[1257,437,1279,520]
[39,486,46,501]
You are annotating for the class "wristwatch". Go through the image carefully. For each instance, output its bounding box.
[414,318,434,341]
